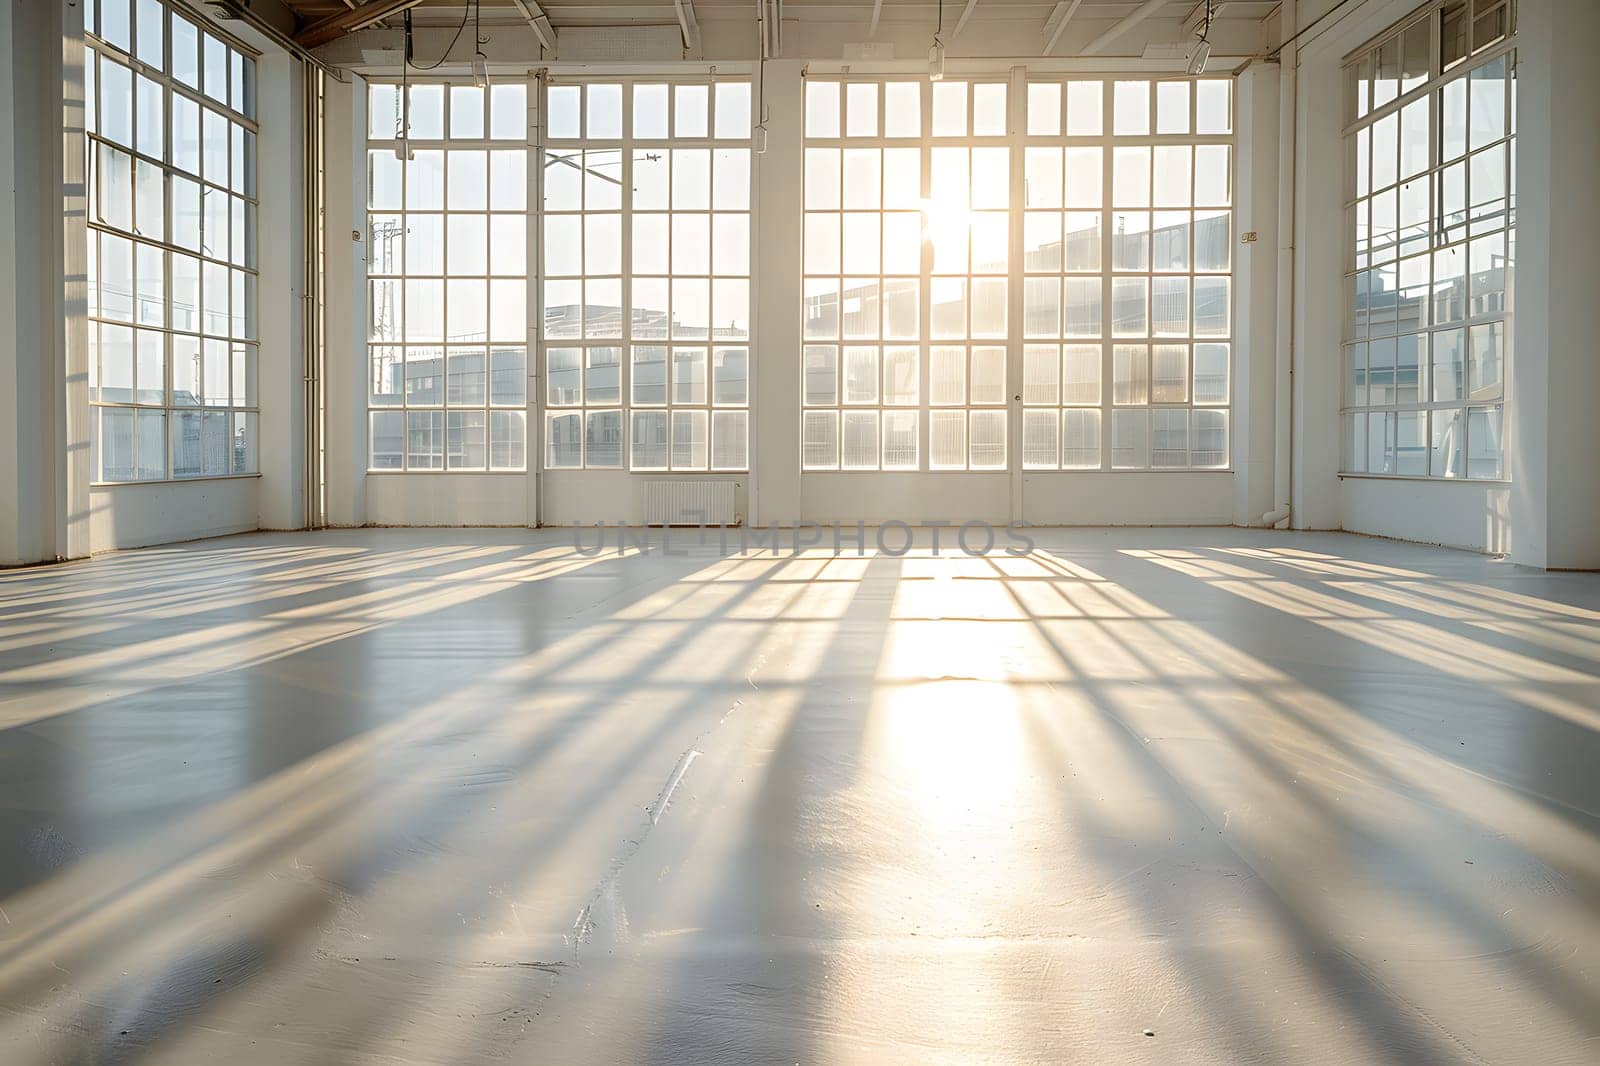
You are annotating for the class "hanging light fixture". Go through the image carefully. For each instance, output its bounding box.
[472,0,490,87]
[395,10,413,160]
[929,0,946,81]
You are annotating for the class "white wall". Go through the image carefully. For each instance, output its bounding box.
[365,474,528,527]
[1508,0,1600,569]
[0,0,90,565]
[1338,477,1512,554]
[89,479,259,550]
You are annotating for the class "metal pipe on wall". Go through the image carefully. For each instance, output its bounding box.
[303,62,327,528]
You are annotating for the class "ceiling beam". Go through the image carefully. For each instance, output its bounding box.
[294,0,423,49]
[509,0,558,56]
[949,0,981,41]
[1041,0,1086,56]
[1082,0,1169,55]
[673,0,700,53]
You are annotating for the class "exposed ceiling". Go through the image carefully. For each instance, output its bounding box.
[266,0,1278,56]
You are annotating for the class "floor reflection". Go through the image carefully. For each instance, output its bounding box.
[0,529,1596,1063]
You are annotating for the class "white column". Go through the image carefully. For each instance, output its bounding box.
[1289,13,1345,533]
[255,54,307,530]
[1509,0,1600,569]
[324,75,369,528]
[1232,61,1280,527]
[748,61,804,527]
[0,0,89,565]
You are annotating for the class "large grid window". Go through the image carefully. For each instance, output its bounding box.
[801,76,1232,473]
[366,81,529,471]
[1023,77,1233,471]
[801,78,1011,471]
[541,80,752,472]
[85,0,260,482]
[1341,0,1515,480]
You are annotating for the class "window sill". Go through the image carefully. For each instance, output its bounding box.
[1338,473,1511,485]
[91,473,262,487]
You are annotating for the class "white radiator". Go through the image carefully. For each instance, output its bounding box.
[643,480,737,526]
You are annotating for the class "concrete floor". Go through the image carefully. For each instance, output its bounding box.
[0,528,1597,1064]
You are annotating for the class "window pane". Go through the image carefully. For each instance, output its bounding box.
[490,84,526,140]
[490,411,526,469]
[450,86,484,139]
[806,81,840,138]
[1113,81,1149,135]
[547,412,582,468]
[713,347,749,405]
[970,410,1006,469]
[712,410,748,469]
[671,409,708,470]
[803,410,839,469]
[449,411,487,469]
[547,86,580,139]
[633,345,668,405]
[885,82,921,137]
[635,84,668,138]
[1028,83,1061,136]
[586,410,623,468]
[1066,81,1102,135]
[632,409,668,469]
[1062,409,1101,468]
[1023,410,1059,468]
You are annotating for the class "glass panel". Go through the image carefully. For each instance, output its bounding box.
[802,410,839,469]
[632,409,669,469]
[1111,409,1148,468]
[1432,407,1464,477]
[585,409,623,468]
[885,82,921,137]
[1023,410,1059,469]
[1113,81,1149,135]
[712,410,748,470]
[1066,81,1102,136]
[490,411,525,469]
[1062,409,1101,468]
[714,82,751,139]
[448,411,488,470]
[882,410,917,470]
[841,410,879,470]
[632,345,668,405]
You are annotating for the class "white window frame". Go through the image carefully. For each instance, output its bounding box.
[539,76,754,474]
[1022,74,1234,471]
[800,73,1234,474]
[85,0,262,484]
[801,76,1013,473]
[364,78,532,473]
[1340,0,1516,481]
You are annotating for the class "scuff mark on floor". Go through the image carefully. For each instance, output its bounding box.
[567,652,765,964]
